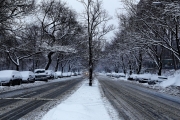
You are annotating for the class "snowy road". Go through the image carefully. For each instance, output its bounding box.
[0,77,83,120]
[98,76,180,120]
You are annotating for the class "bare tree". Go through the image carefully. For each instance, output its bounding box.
[1,25,43,71]
[0,0,35,35]
[0,0,36,70]
[38,0,82,70]
[78,0,114,86]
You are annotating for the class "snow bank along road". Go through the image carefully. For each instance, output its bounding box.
[98,76,180,120]
[0,77,83,120]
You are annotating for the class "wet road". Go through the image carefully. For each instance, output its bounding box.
[98,75,180,120]
[0,77,83,120]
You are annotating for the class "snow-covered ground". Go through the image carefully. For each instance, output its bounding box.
[41,79,119,120]
[41,70,180,120]
[0,76,118,120]
[1,71,179,120]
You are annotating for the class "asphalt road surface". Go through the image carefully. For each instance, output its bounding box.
[0,77,82,120]
[98,75,180,120]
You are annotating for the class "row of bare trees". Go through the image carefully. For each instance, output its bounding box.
[100,0,180,76]
[0,0,114,81]
[0,0,87,72]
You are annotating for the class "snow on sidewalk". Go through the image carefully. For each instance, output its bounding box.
[42,79,113,120]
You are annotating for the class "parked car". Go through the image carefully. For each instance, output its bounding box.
[53,72,58,79]
[71,72,78,76]
[62,72,71,77]
[55,71,62,78]
[128,74,139,81]
[34,69,48,82]
[106,73,112,77]
[45,70,55,79]
[0,70,22,86]
[138,74,152,83]
[112,73,126,78]
[20,71,35,83]
[148,76,167,85]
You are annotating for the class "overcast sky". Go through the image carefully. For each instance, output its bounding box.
[62,0,140,40]
[61,0,125,40]
[36,0,139,40]
[62,0,124,17]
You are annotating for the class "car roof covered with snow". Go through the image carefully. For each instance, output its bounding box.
[0,70,17,77]
[20,71,34,77]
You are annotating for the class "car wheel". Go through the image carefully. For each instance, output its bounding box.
[18,80,22,85]
[8,80,13,86]
[27,78,30,83]
[31,78,35,83]
[45,79,48,82]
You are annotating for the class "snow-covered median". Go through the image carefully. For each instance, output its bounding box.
[42,79,116,120]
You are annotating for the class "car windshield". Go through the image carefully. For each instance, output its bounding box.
[35,70,45,73]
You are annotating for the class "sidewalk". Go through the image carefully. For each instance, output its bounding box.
[41,79,116,120]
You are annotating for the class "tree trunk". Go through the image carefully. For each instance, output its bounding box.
[61,63,64,73]
[176,22,180,55]
[89,64,93,86]
[16,65,19,71]
[172,52,177,70]
[114,65,119,73]
[157,62,162,76]
[137,63,142,74]
[129,64,132,75]
[35,60,39,69]
[121,56,126,74]
[45,52,55,70]
[55,58,60,72]
[89,34,93,86]
[137,52,142,74]
[89,62,93,86]
[68,63,71,72]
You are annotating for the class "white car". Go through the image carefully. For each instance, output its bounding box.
[0,70,22,86]
[45,70,55,79]
[138,74,152,83]
[34,69,48,82]
[20,71,35,83]
[62,72,71,77]
[55,71,62,78]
